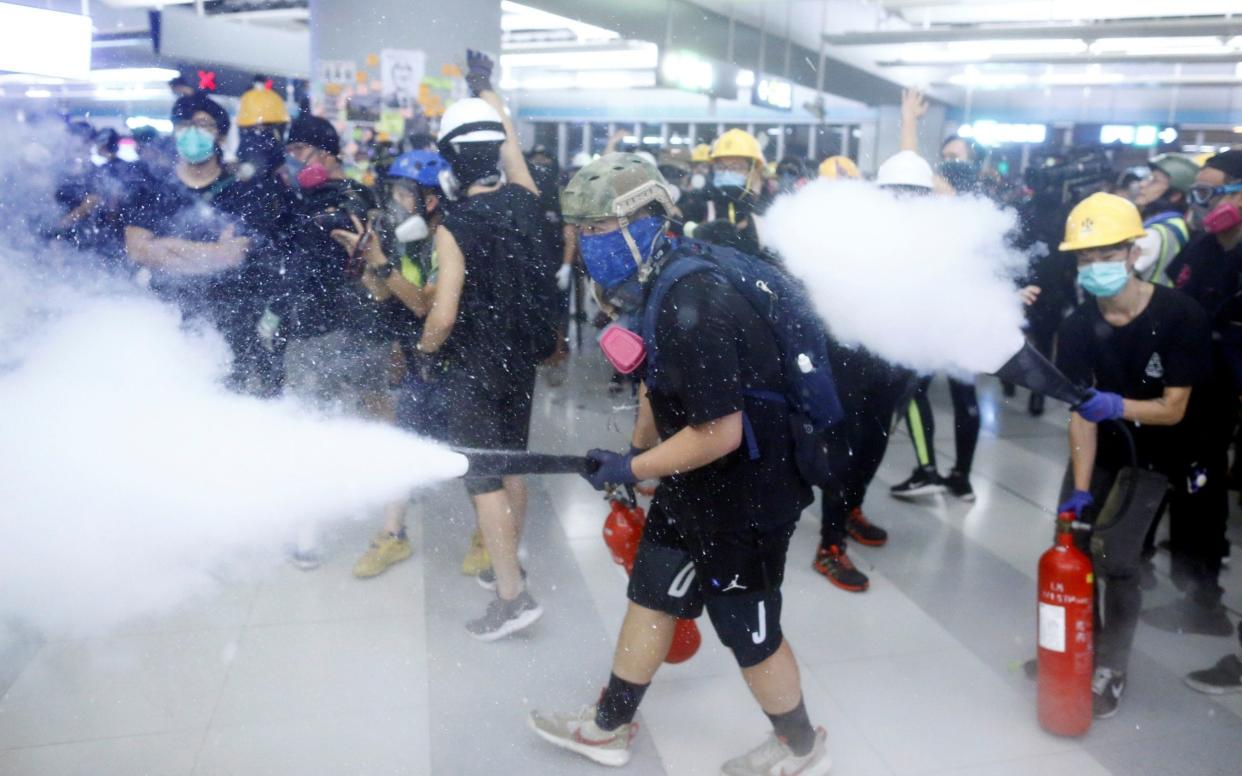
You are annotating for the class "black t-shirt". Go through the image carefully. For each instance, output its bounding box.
[124,168,292,322]
[439,183,545,370]
[645,271,811,532]
[1169,233,1242,399]
[282,178,381,339]
[1056,284,1211,468]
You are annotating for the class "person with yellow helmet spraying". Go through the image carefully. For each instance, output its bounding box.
[1053,192,1212,719]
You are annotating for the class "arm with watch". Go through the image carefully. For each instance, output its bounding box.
[332,215,435,315]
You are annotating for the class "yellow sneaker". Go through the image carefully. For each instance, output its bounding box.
[353,533,412,579]
[461,529,491,576]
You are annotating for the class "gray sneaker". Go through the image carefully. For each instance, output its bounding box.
[528,705,635,767]
[466,591,543,642]
[721,727,831,776]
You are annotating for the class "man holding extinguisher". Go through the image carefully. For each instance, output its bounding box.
[1054,192,1212,719]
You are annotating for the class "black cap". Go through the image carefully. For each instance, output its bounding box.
[1205,150,1242,182]
[170,93,230,137]
[286,115,340,156]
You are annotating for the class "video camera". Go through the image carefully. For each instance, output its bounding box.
[1024,153,1113,205]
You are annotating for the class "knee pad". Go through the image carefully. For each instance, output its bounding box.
[1091,467,1168,577]
[704,589,783,668]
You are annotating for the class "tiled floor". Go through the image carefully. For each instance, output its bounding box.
[2,352,1240,775]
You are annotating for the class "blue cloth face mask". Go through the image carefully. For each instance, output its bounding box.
[175,126,216,164]
[1078,261,1130,298]
[579,215,666,292]
[713,170,747,190]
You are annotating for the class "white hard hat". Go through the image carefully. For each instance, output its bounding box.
[876,150,934,190]
[571,151,592,168]
[437,98,506,145]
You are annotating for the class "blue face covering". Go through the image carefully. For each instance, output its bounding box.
[175,127,215,164]
[713,170,747,190]
[1078,261,1129,298]
[579,215,665,292]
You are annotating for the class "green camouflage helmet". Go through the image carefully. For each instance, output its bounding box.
[1149,154,1200,194]
[561,152,677,225]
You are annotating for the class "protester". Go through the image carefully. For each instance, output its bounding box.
[1133,154,1198,286]
[416,50,556,640]
[1055,192,1211,718]
[530,153,831,774]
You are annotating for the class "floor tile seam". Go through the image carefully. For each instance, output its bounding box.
[0,725,206,753]
[192,577,263,771]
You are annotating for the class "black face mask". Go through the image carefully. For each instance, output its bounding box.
[444,140,502,188]
[938,160,980,193]
[237,130,286,177]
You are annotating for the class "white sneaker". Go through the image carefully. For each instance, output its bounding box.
[721,726,831,776]
[528,705,636,767]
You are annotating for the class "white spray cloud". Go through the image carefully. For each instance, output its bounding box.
[763,179,1028,374]
[0,289,466,636]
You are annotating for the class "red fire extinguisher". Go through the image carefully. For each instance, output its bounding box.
[1037,511,1094,736]
[603,485,702,664]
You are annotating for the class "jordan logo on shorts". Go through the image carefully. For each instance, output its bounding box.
[722,574,747,592]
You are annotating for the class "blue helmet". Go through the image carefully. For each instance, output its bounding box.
[388,150,449,189]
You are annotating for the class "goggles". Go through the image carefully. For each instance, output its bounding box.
[1188,182,1242,207]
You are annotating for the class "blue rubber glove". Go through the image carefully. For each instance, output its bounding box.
[1058,489,1094,517]
[583,448,638,491]
[465,49,494,96]
[1074,390,1125,423]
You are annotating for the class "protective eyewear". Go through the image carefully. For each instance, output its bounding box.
[1188,182,1242,207]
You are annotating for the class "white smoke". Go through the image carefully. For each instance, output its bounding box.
[763,179,1029,374]
[0,287,466,636]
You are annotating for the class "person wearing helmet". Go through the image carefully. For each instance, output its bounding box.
[701,128,768,253]
[1141,150,1242,640]
[327,150,454,579]
[528,153,830,775]
[817,155,859,181]
[235,84,290,186]
[1131,154,1198,286]
[876,119,985,503]
[1054,192,1211,719]
[415,50,554,641]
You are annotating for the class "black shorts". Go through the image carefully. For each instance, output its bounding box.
[441,359,536,495]
[628,498,797,667]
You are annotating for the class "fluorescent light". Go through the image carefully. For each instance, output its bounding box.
[93,87,168,101]
[88,68,183,84]
[24,88,52,98]
[500,45,657,71]
[948,67,1029,88]
[958,120,1047,146]
[662,51,715,92]
[0,3,91,80]
[127,116,174,133]
[736,69,755,88]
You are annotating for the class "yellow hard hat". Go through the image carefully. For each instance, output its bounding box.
[690,143,711,163]
[710,129,765,165]
[818,155,860,180]
[237,87,289,128]
[1059,192,1146,252]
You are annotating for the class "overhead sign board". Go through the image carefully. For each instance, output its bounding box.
[0,3,91,80]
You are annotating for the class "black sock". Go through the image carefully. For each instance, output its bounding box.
[595,673,649,731]
[766,698,815,756]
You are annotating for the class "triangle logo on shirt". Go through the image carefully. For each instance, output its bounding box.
[1145,352,1164,379]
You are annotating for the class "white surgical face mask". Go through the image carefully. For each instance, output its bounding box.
[395,214,430,243]
[690,173,706,190]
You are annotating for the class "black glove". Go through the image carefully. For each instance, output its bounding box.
[465,49,494,97]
